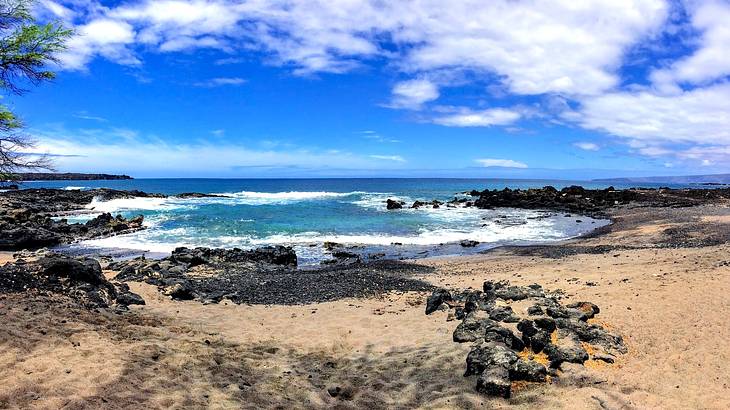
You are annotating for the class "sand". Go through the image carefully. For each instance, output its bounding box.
[2,204,730,409]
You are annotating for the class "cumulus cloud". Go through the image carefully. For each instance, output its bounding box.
[47,0,667,96]
[432,107,522,127]
[573,82,730,145]
[475,158,528,168]
[390,79,439,109]
[58,18,139,70]
[650,1,730,90]
[36,0,730,167]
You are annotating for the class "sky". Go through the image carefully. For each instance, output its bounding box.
[13,0,730,178]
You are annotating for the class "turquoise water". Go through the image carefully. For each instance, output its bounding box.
[23,178,679,264]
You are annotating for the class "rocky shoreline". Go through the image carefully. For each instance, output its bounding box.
[2,185,730,307]
[3,185,730,406]
[0,188,229,250]
[386,185,730,217]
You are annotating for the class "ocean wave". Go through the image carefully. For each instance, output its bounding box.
[78,220,572,253]
[63,186,88,190]
[85,191,375,213]
[85,196,195,213]
[213,190,369,205]
[350,193,407,210]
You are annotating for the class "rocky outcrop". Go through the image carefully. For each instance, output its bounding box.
[0,188,217,251]
[426,280,626,398]
[109,248,433,305]
[469,186,730,216]
[109,246,298,302]
[386,199,405,210]
[175,192,228,198]
[0,253,144,309]
[0,209,145,251]
[386,186,730,217]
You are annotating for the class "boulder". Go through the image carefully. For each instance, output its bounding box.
[454,312,495,343]
[510,359,547,382]
[425,288,452,315]
[386,199,404,210]
[38,255,105,285]
[476,367,511,398]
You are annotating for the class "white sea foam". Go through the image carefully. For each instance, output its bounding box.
[214,190,369,205]
[85,196,194,213]
[63,186,87,190]
[84,190,374,213]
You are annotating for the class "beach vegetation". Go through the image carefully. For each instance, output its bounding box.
[0,0,71,180]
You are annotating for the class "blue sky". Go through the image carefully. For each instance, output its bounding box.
[16,0,730,178]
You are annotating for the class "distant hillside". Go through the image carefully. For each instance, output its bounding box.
[594,174,730,185]
[8,173,133,181]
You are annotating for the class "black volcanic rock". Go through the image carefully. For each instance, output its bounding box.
[467,185,730,216]
[0,253,144,309]
[386,199,405,210]
[110,249,433,305]
[175,192,228,198]
[0,188,169,251]
[426,280,627,398]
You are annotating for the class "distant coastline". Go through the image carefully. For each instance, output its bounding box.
[8,173,133,181]
[594,173,730,184]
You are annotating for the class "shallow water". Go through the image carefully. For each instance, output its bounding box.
[22,178,676,264]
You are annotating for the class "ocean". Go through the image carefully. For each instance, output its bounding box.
[21,178,684,265]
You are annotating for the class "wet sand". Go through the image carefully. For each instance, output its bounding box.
[1,204,730,409]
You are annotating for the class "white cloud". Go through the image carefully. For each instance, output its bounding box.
[574,82,730,145]
[50,0,668,98]
[638,146,672,156]
[59,18,139,70]
[40,0,730,167]
[650,1,730,89]
[390,79,439,109]
[475,158,528,168]
[573,142,600,151]
[432,107,521,127]
[369,155,405,162]
[194,77,247,87]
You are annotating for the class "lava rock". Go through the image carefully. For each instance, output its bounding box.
[476,367,511,398]
[510,359,547,382]
[425,288,452,315]
[460,240,479,248]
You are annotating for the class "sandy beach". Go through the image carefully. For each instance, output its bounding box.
[1,200,729,409]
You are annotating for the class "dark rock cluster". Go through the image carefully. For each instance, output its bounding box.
[469,185,730,216]
[108,246,433,305]
[386,199,405,210]
[0,210,145,251]
[107,246,297,302]
[426,280,626,398]
[0,253,144,309]
[0,188,230,250]
[386,186,730,217]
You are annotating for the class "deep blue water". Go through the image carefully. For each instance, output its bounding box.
[18,178,688,264]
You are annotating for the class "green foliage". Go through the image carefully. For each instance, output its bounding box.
[0,0,72,173]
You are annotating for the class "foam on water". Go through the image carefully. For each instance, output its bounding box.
[86,196,195,213]
[68,187,609,264]
[214,190,368,205]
